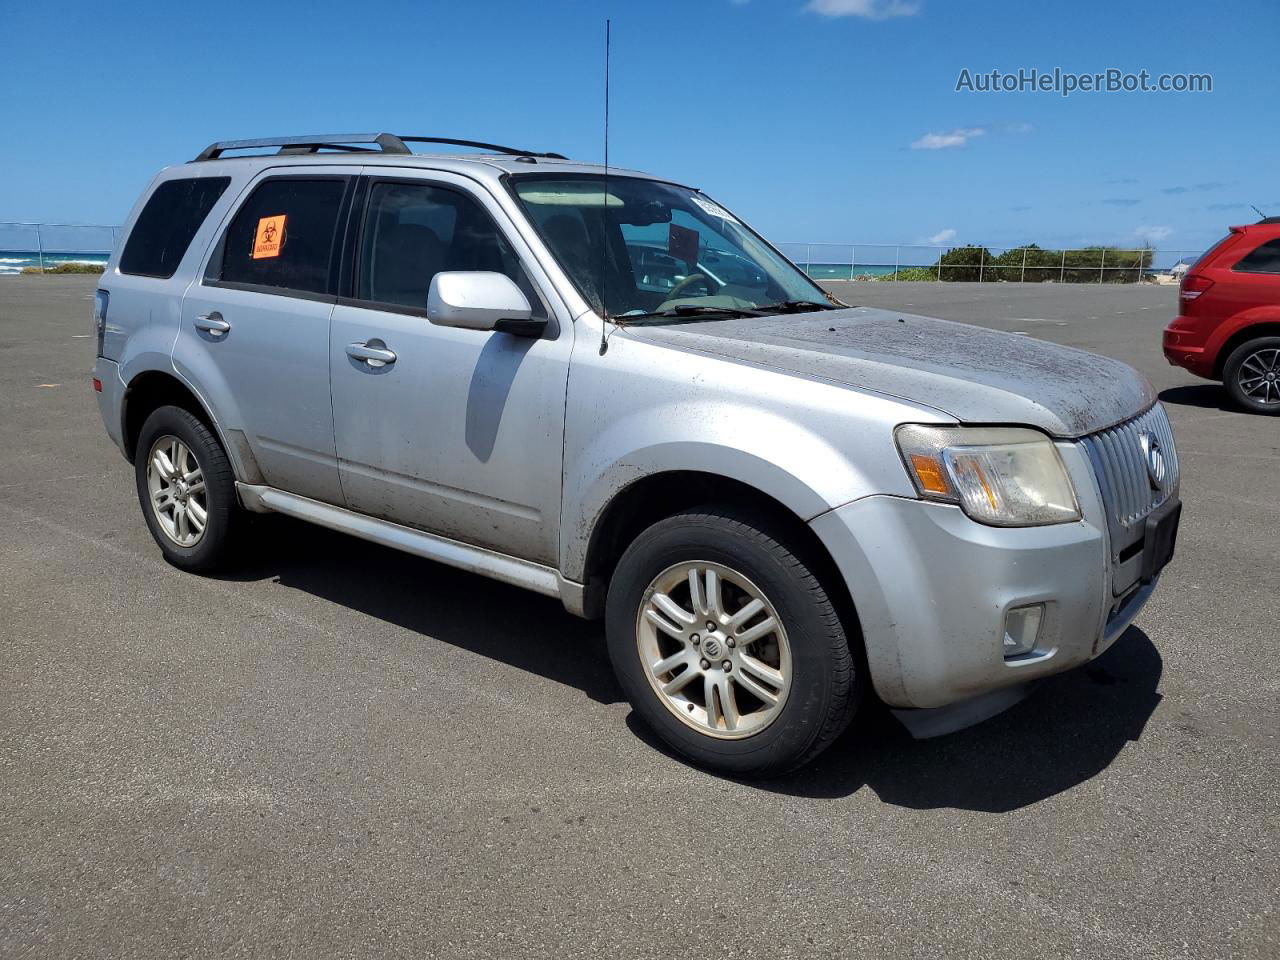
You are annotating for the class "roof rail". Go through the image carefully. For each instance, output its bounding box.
[396,137,567,160]
[193,133,567,162]
[194,133,410,161]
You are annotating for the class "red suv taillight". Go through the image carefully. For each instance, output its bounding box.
[1180,274,1215,302]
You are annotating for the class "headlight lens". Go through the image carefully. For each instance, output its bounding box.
[895,424,1080,526]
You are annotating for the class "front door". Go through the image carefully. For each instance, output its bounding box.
[328,172,572,565]
[178,170,356,505]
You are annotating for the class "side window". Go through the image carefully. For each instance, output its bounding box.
[120,177,230,278]
[1233,238,1280,275]
[218,178,346,295]
[356,181,543,315]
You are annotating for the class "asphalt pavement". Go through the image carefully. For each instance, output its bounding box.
[1,276,1276,959]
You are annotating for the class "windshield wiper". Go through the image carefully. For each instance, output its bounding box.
[621,304,768,323]
[753,300,838,314]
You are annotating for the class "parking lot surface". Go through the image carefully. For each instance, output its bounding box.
[2,277,1277,959]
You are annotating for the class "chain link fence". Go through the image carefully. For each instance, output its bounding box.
[0,222,117,275]
[776,242,1204,283]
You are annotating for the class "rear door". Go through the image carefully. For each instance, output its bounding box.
[177,168,357,505]
[327,170,572,564]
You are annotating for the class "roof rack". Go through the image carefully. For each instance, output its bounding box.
[193,133,567,162]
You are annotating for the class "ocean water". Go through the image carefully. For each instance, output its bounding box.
[0,251,110,275]
[802,263,897,279]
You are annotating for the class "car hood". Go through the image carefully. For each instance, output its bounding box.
[621,306,1155,438]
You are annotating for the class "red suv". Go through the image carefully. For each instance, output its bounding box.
[1164,219,1280,414]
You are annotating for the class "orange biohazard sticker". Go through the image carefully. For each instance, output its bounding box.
[252,215,286,259]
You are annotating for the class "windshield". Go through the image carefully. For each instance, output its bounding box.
[510,174,832,320]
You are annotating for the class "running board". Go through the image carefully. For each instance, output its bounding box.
[235,483,586,614]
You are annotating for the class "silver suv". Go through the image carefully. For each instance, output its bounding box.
[92,133,1181,776]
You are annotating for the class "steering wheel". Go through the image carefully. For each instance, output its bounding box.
[667,272,715,301]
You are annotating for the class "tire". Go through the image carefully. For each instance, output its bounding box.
[134,405,242,571]
[1223,336,1280,415]
[605,506,860,777]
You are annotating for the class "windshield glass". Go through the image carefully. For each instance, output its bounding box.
[510,174,831,320]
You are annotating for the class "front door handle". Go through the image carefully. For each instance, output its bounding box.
[346,341,397,368]
[194,312,231,336]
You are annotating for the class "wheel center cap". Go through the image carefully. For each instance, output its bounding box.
[702,637,723,659]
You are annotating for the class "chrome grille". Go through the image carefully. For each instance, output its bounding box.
[1081,403,1179,535]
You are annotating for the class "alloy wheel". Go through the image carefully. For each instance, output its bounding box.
[636,561,792,739]
[145,434,208,547]
[1237,347,1280,406]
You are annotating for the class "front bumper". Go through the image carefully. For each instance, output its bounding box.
[809,442,1163,710]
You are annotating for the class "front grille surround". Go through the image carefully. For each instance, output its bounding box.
[1080,403,1179,598]
[1082,404,1179,533]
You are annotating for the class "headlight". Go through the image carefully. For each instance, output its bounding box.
[895,424,1080,527]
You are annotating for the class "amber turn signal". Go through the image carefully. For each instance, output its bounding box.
[909,454,949,494]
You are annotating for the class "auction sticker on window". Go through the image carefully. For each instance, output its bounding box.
[689,195,738,223]
[252,215,286,259]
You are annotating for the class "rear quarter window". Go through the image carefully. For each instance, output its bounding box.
[1189,233,1235,271]
[119,177,231,279]
[1233,237,1280,275]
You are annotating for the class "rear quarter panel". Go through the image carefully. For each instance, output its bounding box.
[99,163,257,455]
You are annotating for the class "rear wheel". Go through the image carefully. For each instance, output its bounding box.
[134,405,241,571]
[605,507,860,777]
[1223,336,1280,415]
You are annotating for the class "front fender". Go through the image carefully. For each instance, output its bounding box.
[560,400,912,582]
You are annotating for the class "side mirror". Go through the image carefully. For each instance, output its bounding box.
[427,271,544,337]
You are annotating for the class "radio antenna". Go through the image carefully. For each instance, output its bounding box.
[1251,204,1268,220]
[598,18,612,355]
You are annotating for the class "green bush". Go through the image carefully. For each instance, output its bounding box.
[936,246,991,282]
[875,266,937,281]
[914,244,1154,283]
[21,262,106,275]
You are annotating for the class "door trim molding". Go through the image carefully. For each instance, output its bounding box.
[235,483,587,616]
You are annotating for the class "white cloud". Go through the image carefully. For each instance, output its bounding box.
[927,228,957,245]
[805,0,921,19]
[911,127,985,150]
[1134,225,1173,245]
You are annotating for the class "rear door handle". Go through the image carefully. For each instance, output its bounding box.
[346,341,397,367]
[194,313,231,336]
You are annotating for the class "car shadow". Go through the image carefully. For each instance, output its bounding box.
[1159,383,1230,411]
[218,515,624,706]
[220,515,1162,812]
[629,628,1164,811]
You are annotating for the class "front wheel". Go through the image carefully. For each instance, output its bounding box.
[1223,336,1280,415]
[605,507,860,777]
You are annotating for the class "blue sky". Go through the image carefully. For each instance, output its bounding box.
[1,0,1275,255]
